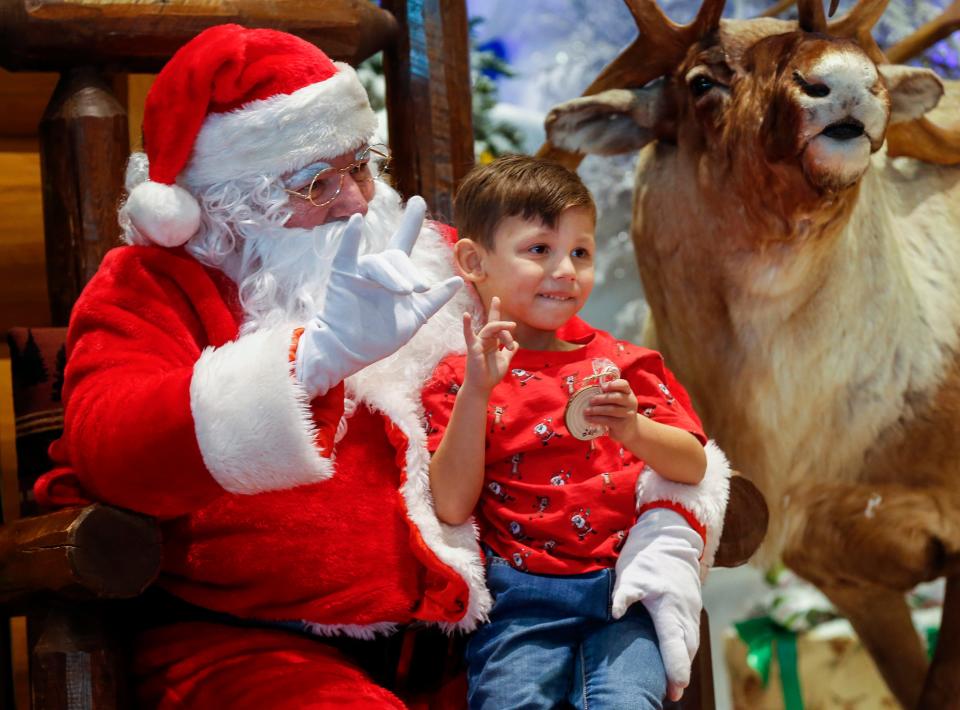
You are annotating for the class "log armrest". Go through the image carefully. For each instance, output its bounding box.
[0,504,161,610]
[0,477,762,611]
[714,474,768,568]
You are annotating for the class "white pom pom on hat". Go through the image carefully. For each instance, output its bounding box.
[125,181,202,248]
[127,23,377,248]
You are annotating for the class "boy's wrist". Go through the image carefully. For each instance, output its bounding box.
[458,374,494,399]
[619,413,646,450]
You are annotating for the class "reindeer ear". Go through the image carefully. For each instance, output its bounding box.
[544,86,666,156]
[879,65,944,125]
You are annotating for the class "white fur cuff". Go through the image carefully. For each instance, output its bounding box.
[190,326,333,494]
[636,440,731,576]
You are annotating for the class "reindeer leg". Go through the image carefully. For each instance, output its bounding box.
[919,574,960,710]
[817,583,927,709]
[783,481,960,597]
[781,482,960,708]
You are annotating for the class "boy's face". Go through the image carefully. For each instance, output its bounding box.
[461,206,596,340]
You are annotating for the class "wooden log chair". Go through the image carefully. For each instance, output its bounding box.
[0,1,769,707]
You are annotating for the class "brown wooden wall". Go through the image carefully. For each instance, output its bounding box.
[0,69,55,334]
[0,70,152,332]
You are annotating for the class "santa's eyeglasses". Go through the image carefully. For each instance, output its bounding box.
[284,144,391,208]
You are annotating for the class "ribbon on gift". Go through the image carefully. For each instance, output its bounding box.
[926,626,939,660]
[734,616,805,710]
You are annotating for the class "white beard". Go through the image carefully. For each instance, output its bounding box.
[233,182,408,334]
[224,178,479,414]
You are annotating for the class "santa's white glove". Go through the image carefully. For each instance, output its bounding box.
[612,507,704,702]
[295,196,463,397]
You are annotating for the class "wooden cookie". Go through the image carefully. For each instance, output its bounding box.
[564,385,607,441]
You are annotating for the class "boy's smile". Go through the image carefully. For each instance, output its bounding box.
[457,206,596,350]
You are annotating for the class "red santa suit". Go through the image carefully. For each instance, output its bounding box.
[48,226,491,707]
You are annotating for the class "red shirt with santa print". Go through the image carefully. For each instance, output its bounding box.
[423,327,706,575]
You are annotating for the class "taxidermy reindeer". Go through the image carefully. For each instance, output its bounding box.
[540,0,960,707]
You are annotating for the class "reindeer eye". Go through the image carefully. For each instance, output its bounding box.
[690,74,715,98]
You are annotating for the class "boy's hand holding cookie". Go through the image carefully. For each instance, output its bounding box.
[584,378,640,443]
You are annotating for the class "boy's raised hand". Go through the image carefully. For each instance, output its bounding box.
[585,378,639,442]
[462,296,519,394]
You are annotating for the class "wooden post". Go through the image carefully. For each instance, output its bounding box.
[38,68,128,326]
[382,0,474,224]
[0,503,159,710]
[29,602,131,710]
[678,610,716,710]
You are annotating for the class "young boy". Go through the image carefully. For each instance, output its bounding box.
[423,155,709,709]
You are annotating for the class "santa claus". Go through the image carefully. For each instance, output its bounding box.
[46,24,731,708]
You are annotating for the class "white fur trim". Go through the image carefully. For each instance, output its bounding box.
[181,64,377,189]
[125,152,150,192]
[190,325,333,494]
[346,222,492,632]
[301,621,398,641]
[636,440,731,579]
[125,180,201,248]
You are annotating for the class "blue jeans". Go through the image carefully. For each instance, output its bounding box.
[466,555,666,710]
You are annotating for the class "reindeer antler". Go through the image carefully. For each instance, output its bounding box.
[796,0,827,32]
[539,0,726,168]
[768,0,841,24]
[887,118,960,165]
[582,0,727,99]
[885,0,960,64]
[828,0,889,38]
[767,0,884,49]
[884,0,960,166]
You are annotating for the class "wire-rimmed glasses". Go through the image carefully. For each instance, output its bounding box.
[284,144,391,208]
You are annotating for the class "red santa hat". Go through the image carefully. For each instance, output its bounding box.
[125,24,378,247]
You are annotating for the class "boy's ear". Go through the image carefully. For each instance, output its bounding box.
[454,239,486,282]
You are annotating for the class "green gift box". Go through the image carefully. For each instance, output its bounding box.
[724,573,941,710]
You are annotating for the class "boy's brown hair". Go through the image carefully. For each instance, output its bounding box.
[454,154,596,249]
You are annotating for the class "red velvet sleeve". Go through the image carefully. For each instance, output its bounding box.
[48,247,231,518]
[51,247,339,519]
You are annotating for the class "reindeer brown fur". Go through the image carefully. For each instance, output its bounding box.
[542,1,960,706]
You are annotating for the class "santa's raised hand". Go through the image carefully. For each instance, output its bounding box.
[296,196,463,397]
